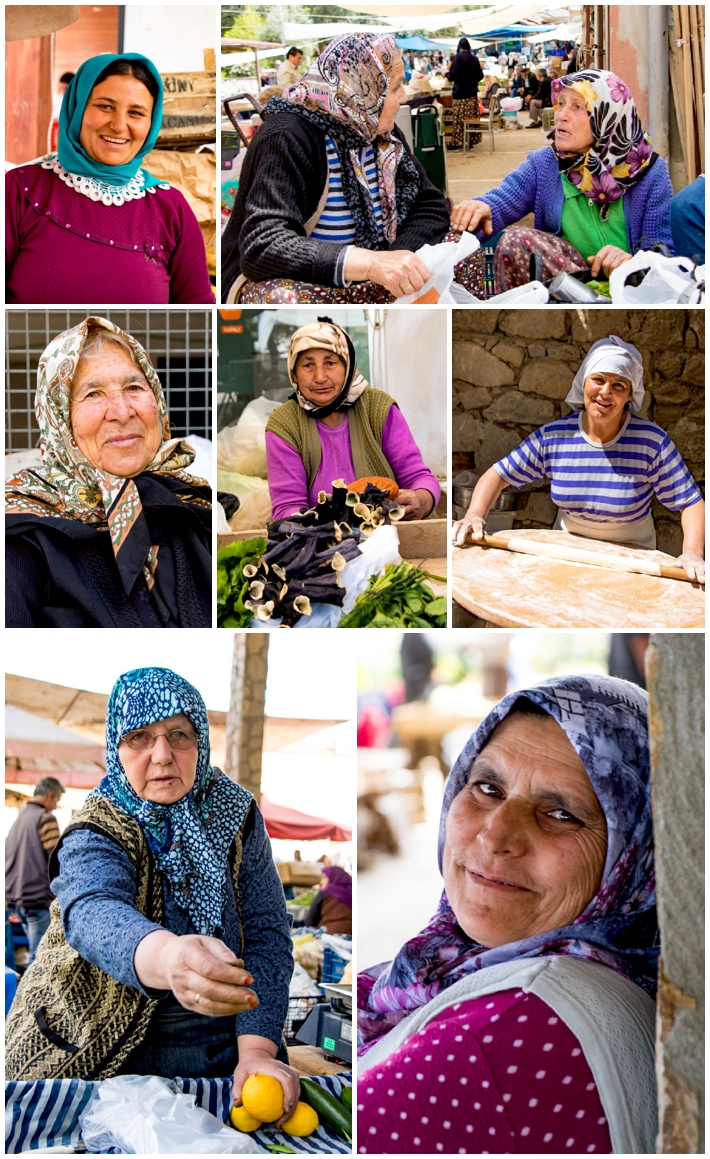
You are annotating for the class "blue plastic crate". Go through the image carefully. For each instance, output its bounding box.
[321,939,351,984]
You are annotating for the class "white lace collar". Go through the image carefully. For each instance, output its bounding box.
[38,153,170,206]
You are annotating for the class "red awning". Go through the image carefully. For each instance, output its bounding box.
[260,796,351,842]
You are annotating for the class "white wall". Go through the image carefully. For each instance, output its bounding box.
[122,5,216,74]
[369,308,447,478]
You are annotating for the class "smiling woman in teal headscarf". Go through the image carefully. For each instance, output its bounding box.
[6,52,214,304]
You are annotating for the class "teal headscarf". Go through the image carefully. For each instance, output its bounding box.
[57,52,164,188]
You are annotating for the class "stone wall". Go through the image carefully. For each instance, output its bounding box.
[452,309,705,556]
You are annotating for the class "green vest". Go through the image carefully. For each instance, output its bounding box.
[5,796,249,1081]
[266,387,396,491]
[560,172,629,257]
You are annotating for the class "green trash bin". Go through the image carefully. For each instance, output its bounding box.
[412,103,447,195]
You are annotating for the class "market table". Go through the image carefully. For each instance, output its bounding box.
[452,529,705,628]
[5,1074,351,1154]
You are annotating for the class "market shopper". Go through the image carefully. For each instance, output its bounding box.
[5,777,65,963]
[357,675,659,1154]
[306,867,353,935]
[265,317,440,520]
[5,668,297,1118]
[6,53,214,304]
[5,316,212,627]
[446,37,484,152]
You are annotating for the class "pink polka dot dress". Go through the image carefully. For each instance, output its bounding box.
[358,989,613,1154]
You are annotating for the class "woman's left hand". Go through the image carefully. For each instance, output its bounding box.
[232,1048,301,1127]
[586,246,633,279]
[398,488,434,520]
[675,553,705,584]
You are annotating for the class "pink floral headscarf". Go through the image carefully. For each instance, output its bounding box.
[549,69,653,219]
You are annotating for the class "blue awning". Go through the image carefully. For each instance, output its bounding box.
[396,34,447,51]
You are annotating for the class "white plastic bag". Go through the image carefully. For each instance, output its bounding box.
[398,231,480,305]
[609,251,704,304]
[500,96,523,111]
[490,280,549,303]
[217,396,280,477]
[294,523,401,628]
[78,1075,262,1154]
[290,960,322,997]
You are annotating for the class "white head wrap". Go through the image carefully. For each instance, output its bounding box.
[566,335,645,415]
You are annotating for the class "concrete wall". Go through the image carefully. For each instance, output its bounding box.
[123,5,215,73]
[647,634,705,1153]
[452,308,704,556]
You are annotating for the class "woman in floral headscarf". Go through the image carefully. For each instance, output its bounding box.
[222,32,453,303]
[357,675,659,1154]
[451,69,675,293]
[5,316,212,627]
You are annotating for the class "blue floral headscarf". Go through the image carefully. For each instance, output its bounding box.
[358,674,658,1055]
[92,667,253,936]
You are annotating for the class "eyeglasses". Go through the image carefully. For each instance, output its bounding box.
[121,727,198,751]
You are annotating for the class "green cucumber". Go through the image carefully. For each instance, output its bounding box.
[340,1085,352,1112]
[299,1078,352,1142]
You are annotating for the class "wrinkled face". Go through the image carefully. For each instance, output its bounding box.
[442,713,607,948]
[79,74,154,166]
[554,86,594,153]
[118,712,199,804]
[376,54,407,134]
[70,344,163,476]
[583,370,633,427]
[294,348,347,407]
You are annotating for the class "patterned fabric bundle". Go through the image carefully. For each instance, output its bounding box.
[358,675,658,1055]
[548,69,654,219]
[4,316,210,598]
[265,33,419,247]
[287,316,368,417]
[91,667,253,937]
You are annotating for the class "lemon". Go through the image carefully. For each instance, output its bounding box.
[241,1074,285,1123]
[230,1105,262,1133]
[281,1101,319,1138]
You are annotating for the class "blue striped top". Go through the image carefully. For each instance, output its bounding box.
[310,136,384,254]
[494,412,702,524]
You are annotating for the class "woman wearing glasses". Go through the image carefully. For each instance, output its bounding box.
[5,668,299,1125]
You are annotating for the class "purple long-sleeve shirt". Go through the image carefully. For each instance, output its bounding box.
[265,405,441,520]
[6,165,214,304]
[476,146,674,254]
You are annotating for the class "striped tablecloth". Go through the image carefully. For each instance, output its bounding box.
[6,1073,352,1154]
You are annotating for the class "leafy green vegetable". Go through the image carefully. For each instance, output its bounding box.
[339,562,447,628]
[217,536,268,628]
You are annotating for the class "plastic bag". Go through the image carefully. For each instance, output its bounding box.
[490,280,549,303]
[290,960,322,997]
[228,488,272,531]
[217,396,280,477]
[294,524,401,628]
[78,1075,261,1154]
[500,96,523,111]
[398,231,481,304]
[609,251,705,304]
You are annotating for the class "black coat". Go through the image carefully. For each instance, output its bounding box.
[222,111,450,294]
[446,50,484,100]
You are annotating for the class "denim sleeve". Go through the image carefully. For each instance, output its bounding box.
[52,829,166,994]
[234,804,294,1046]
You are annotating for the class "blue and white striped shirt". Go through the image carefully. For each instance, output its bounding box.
[310,137,383,285]
[494,412,702,525]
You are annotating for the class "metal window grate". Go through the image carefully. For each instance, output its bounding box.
[5,310,212,452]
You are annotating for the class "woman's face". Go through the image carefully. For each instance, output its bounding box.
[70,344,163,476]
[553,87,594,153]
[442,713,607,948]
[79,74,154,166]
[118,712,198,804]
[320,873,329,889]
[294,348,347,407]
[376,54,407,134]
[583,370,633,426]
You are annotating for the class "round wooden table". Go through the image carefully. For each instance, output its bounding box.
[452,529,705,628]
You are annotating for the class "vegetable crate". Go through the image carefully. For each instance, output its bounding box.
[322,944,350,985]
[285,995,322,1044]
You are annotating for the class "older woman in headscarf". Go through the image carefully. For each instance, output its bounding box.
[265,317,440,521]
[5,317,212,627]
[6,54,213,304]
[306,867,353,935]
[452,335,705,582]
[357,675,658,1154]
[5,667,298,1123]
[451,70,675,293]
[222,32,453,304]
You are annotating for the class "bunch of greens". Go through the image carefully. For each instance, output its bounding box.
[339,562,447,628]
[217,536,268,627]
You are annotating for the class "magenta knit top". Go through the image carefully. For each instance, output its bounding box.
[358,989,613,1155]
[265,405,441,520]
[6,165,214,304]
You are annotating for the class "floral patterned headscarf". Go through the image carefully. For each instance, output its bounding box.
[92,667,253,936]
[549,69,654,219]
[5,317,210,597]
[287,317,367,418]
[358,675,658,1056]
[264,33,419,246]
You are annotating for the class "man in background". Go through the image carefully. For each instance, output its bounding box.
[6,777,65,962]
[277,46,304,88]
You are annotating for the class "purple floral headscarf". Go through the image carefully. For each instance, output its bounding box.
[357,674,658,1056]
[549,69,654,219]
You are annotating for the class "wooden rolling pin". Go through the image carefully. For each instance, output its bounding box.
[473,532,694,583]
